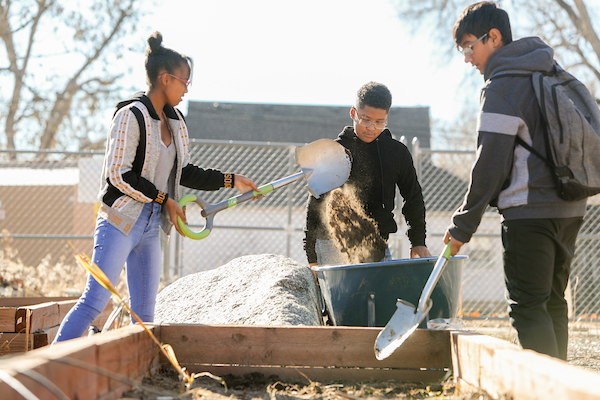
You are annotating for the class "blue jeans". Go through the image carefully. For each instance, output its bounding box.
[53,202,162,343]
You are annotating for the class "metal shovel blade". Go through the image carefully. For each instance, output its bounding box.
[374,298,433,360]
[296,138,352,198]
[374,242,453,360]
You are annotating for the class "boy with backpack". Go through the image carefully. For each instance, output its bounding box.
[444,1,592,360]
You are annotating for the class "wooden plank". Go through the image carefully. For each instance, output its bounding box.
[32,326,60,349]
[0,337,100,400]
[56,299,78,321]
[451,331,600,400]
[15,299,113,335]
[0,296,77,307]
[160,324,450,370]
[0,307,17,332]
[93,324,159,396]
[0,332,34,356]
[0,325,155,400]
[16,302,60,332]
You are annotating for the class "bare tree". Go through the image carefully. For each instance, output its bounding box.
[393,0,600,147]
[392,0,599,86]
[0,0,147,154]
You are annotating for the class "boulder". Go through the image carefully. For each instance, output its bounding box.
[154,254,323,326]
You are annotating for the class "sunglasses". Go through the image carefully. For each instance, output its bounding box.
[160,73,191,88]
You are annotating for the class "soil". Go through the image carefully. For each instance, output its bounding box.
[120,366,485,400]
[325,187,387,264]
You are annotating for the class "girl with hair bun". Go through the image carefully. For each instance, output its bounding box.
[53,32,259,343]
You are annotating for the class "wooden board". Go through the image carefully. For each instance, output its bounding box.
[0,332,34,355]
[160,324,451,383]
[0,296,78,307]
[451,331,600,399]
[14,299,112,333]
[0,325,158,400]
[5,324,600,399]
[16,301,60,332]
[0,307,16,332]
[1,299,114,355]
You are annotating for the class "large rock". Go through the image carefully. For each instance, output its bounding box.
[154,254,323,326]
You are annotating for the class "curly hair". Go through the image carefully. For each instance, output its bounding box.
[145,31,194,87]
[355,82,392,112]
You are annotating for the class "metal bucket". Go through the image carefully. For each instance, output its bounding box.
[312,256,466,327]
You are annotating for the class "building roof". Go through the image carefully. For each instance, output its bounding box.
[185,101,431,148]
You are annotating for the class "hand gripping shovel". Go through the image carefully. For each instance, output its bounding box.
[177,139,352,240]
[374,241,453,360]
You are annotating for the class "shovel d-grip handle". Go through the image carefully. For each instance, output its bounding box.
[176,184,274,240]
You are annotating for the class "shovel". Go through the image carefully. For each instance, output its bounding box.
[374,241,453,360]
[177,138,352,240]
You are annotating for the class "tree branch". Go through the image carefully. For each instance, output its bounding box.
[38,3,134,150]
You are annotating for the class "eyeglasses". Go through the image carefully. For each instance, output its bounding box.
[161,73,191,89]
[459,32,488,56]
[352,108,387,129]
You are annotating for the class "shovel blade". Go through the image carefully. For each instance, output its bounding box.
[374,298,432,360]
[296,139,351,198]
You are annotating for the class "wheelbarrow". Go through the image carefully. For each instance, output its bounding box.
[312,252,465,328]
[177,138,352,240]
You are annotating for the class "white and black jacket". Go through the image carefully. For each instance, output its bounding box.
[97,92,234,235]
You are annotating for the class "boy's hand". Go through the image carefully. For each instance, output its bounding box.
[443,230,464,256]
[234,174,263,200]
[410,246,432,258]
[309,262,318,281]
[165,197,186,236]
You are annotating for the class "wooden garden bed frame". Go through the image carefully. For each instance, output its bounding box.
[2,323,600,400]
[0,297,113,356]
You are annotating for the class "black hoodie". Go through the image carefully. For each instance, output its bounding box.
[303,126,427,263]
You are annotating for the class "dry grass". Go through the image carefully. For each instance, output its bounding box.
[0,233,128,298]
[121,366,499,400]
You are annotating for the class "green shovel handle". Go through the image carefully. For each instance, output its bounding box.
[177,194,212,240]
[177,184,274,240]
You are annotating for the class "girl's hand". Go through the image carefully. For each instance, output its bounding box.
[234,174,263,200]
[165,197,186,236]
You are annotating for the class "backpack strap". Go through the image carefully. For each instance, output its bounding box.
[129,106,147,176]
[112,101,148,176]
[487,70,557,166]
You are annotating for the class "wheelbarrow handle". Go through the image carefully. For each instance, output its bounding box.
[176,171,309,240]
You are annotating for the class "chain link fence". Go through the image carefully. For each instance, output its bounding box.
[1,140,599,321]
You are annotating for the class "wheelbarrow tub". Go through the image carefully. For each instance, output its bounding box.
[312,256,466,327]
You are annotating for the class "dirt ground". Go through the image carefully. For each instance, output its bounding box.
[120,366,489,400]
[119,319,600,400]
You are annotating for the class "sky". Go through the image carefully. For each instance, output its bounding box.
[141,0,478,126]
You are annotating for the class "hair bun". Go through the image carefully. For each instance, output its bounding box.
[147,31,164,55]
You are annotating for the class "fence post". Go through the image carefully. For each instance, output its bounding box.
[285,145,295,257]
[411,137,421,179]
